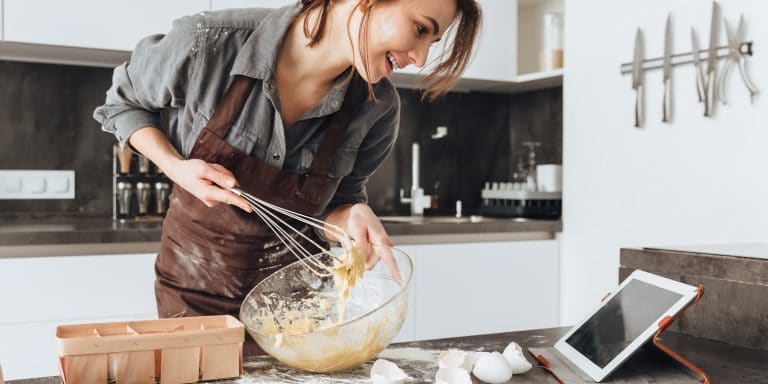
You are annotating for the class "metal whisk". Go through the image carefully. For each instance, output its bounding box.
[230,188,350,277]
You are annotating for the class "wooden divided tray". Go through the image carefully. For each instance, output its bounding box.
[56,315,244,384]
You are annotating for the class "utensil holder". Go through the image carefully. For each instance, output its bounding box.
[112,146,172,222]
[56,315,244,384]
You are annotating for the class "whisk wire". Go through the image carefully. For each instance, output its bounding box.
[232,188,348,277]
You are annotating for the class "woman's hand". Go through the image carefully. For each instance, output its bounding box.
[163,158,252,213]
[343,204,402,284]
[127,126,252,213]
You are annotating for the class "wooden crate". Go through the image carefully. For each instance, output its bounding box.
[56,315,244,383]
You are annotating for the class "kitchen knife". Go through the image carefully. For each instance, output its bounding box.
[705,1,720,116]
[691,28,706,102]
[632,28,644,128]
[662,14,672,123]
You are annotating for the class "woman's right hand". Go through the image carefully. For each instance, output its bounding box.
[127,126,252,213]
[164,158,252,213]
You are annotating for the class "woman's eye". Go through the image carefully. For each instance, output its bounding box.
[416,23,427,37]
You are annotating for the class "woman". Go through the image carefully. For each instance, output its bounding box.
[94,0,480,355]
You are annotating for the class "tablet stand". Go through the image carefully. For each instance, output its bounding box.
[528,285,709,384]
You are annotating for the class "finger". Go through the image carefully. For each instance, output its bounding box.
[347,225,373,268]
[202,163,237,189]
[378,247,402,286]
[209,163,241,187]
[205,185,252,213]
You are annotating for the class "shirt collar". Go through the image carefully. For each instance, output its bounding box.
[230,4,300,80]
[231,4,355,117]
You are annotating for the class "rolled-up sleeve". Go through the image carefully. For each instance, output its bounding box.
[93,16,198,147]
[328,95,400,210]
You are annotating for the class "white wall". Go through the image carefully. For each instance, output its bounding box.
[561,0,768,324]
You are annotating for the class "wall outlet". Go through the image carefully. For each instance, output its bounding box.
[0,170,75,199]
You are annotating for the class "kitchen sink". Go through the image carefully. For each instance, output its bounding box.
[378,215,499,225]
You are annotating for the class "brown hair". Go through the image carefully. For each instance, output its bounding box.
[295,0,482,102]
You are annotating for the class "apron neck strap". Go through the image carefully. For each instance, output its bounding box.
[206,75,256,139]
[307,73,367,176]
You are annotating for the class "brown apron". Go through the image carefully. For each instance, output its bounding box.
[155,73,364,357]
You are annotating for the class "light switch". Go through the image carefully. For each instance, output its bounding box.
[0,170,75,199]
[3,176,22,193]
[48,176,70,193]
[22,176,46,193]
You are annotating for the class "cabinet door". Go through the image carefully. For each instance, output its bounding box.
[0,254,158,324]
[398,0,517,82]
[391,245,418,343]
[211,0,297,10]
[413,240,558,341]
[3,0,209,50]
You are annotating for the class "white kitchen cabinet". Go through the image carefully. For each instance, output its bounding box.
[3,0,209,50]
[391,245,418,343]
[211,0,297,10]
[411,240,559,341]
[0,253,157,379]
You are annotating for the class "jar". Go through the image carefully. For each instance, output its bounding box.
[539,12,564,71]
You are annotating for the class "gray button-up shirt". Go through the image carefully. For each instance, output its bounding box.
[93,4,400,213]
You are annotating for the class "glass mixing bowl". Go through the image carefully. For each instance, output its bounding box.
[240,245,413,373]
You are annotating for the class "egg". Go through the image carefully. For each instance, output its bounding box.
[472,351,513,384]
[370,358,408,384]
[502,342,532,374]
[438,349,473,371]
[435,367,472,384]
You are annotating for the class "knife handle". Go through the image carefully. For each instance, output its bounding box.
[663,78,672,123]
[635,85,643,128]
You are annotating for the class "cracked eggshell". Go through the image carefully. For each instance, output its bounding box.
[472,351,513,384]
[502,342,532,374]
[438,349,473,371]
[435,367,472,384]
[469,351,490,368]
[370,358,408,384]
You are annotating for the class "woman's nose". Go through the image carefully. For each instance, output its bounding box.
[409,42,431,68]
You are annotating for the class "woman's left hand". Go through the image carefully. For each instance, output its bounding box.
[344,204,402,284]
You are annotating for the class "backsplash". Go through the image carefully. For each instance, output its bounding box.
[0,60,561,219]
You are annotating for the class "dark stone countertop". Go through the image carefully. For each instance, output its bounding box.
[9,327,768,383]
[0,216,562,257]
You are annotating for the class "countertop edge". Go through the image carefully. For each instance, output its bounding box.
[0,231,558,258]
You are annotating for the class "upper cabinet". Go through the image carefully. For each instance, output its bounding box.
[0,0,563,93]
[394,0,563,93]
[3,0,209,51]
[211,0,296,10]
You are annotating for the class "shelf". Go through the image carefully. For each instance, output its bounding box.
[390,69,562,95]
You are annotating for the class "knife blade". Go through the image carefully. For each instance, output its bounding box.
[662,14,672,123]
[632,28,644,127]
[691,28,706,102]
[705,1,720,116]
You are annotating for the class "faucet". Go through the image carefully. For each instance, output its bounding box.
[400,142,434,215]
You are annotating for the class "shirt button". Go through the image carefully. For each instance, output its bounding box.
[272,153,281,160]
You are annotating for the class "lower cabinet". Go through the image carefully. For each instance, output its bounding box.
[406,240,560,341]
[0,240,559,378]
[0,253,157,380]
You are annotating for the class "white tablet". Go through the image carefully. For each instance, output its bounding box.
[554,270,699,382]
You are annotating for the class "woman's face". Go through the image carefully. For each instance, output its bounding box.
[350,0,458,83]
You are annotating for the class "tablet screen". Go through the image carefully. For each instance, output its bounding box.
[564,279,683,368]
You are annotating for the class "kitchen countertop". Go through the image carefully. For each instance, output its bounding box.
[644,242,768,260]
[9,327,768,383]
[0,217,561,258]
